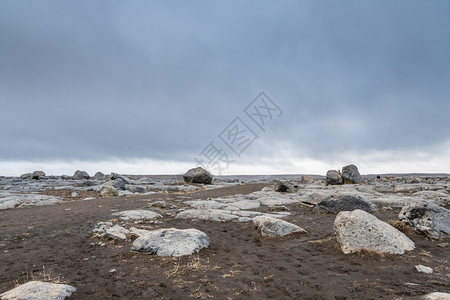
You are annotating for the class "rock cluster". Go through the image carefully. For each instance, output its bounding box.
[326,164,362,185]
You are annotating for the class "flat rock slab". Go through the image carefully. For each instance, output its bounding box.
[112,209,162,221]
[314,195,377,214]
[130,228,210,256]
[334,209,415,254]
[93,222,130,240]
[176,209,290,223]
[253,216,306,237]
[0,281,76,300]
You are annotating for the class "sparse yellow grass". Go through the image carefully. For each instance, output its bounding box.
[14,265,68,287]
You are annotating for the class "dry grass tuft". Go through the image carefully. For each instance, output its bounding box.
[14,265,68,287]
[389,220,415,235]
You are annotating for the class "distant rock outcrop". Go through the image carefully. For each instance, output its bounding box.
[274,180,297,193]
[326,170,343,185]
[183,167,213,184]
[93,171,105,180]
[32,170,46,180]
[342,164,363,184]
[72,170,89,180]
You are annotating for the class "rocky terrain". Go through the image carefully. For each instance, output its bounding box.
[0,168,449,299]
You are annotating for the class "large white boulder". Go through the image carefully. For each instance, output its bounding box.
[130,228,210,256]
[334,209,415,254]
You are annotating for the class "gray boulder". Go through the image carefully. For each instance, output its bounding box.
[334,209,415,254]
[274,180,297,193]
[104,178,126,190]
[72,170,89,180]
[183,167,213,184]
[253,216,306,237]
[399,201,450,239]
[326,170,343,185]
[20,173,33,180]
[111,173,130,184]
[100,185,119,197]
[32,171,45,180]
[93,171,105,180]
[130,228,210,256]
[127,185,147,193]
[0,281,76,300]
[342,164,363,184]
[314,195,377,214]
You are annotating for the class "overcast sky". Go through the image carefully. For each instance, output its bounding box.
[1,1,449,175]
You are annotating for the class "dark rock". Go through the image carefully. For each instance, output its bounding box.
[326,170,343,185]
[342,164,363,184]
[183,167,213,184]
[32,171,45,180]
[73,170,90,180]
[111,173,130,184]
[77,180,96,187]
[314,195,377,214]
[274,180,297,193]
[399,201,450,239]
[127,186,147,193]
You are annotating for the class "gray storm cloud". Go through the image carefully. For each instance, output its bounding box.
[0,1,449,167]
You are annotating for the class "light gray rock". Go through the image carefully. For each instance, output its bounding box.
[415,264,433,274]
[253,216,306,237]
[183,167,213,184]
[130,228,210,256]
[314,195,377,214]
[334,209,415,254]
[326,170,343,185]
[422,292,450,300]
[342,164,363,184]
[399,201,450,239]
[0,281,76,300]
[72,170,89,180]
[100,186,119,197]
[176,209,239,222]
[112,209,162,221]
[93,171,105,180]
[126,185,147,193]
[105,225,130,240]
[129,227,152,238]
[20,173,33,180]
[274,180,297,193]
[32,171,45,180]
[230,200,260,210]
[301,176,315,184]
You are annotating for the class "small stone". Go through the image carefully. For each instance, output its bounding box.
[415,265,433,274]
[71,192,78,198]
[437,243,448,248]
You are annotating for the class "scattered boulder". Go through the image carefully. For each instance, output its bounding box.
[326,170,343,185]
[72,170,89,180]
[104,178,126,190]
[32,171,45,180]
[76,180,95,187]
[342,164,363,184]
[314,195,377,214]
[100,186,119,197]
[301,176,315,184]
[149,201,167,208]
[93,222,129,240]
[111,173,131,184]
[334,209,415,254]
[127,186,147,193]
[398,201,450,239]
[274,180,297,193]
[112,209,162,221]
[130,228,210,257]
[422,292,450,300]
[93,171,105,180]
[0,281,76,300]
[183,167,213,184]
[253,216,306,237]
[415,264,433,274]
[20,173,33,180]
